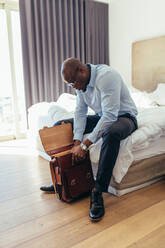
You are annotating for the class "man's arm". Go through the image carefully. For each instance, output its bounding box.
[73,91,88,142]
[71,92,88,164]
[87,74,121,144]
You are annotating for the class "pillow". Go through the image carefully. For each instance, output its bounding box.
[148,83,165,106]
[128,85,141,93]
[56,92,95,115]
[28,102,51,114]
[128,85,157,108]
[48,102,68,119]
[57,93,76,112]
[48,102,74,123]
[130,91,156,108]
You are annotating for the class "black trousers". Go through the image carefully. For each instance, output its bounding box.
[54,114,138,192]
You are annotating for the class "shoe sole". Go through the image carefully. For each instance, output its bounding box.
[40,191,55,194]
[89,216,103,222]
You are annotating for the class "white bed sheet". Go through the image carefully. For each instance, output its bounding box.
[133,136,165,161]
[28,91,165,184]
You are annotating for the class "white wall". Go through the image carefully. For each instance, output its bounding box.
[109,0,165,85]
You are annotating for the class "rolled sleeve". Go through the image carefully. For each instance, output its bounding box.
[73,92,88,141]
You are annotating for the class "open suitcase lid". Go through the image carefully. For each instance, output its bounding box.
[39,123,74,156]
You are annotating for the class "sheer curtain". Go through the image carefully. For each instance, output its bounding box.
[19,0,109,110]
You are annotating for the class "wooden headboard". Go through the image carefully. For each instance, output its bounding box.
[132,35,165,92]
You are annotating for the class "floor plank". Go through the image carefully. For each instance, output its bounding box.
[0,139,165,248]
[127,225,165,248]
[72,200,165,248]
[2,183,165,248]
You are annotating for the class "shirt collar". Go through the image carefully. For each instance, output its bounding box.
[87,64,96,88]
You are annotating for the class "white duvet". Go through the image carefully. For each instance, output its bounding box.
[28,85,165,184]
[90,106,165,183]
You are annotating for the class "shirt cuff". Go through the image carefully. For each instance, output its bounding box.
[73,133,83,142]
[87,132,97,144]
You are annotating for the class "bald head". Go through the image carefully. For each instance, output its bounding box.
[61,58,91,91]
[61,58,86,83]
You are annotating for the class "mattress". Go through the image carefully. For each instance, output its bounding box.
[91,137,165,196]
[108,178,163,197]
[92,153,165,196]
[110,153,165,187]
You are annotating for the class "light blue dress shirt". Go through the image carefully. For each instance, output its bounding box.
[73,64,138,143]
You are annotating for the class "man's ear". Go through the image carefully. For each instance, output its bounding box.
[78,66,86,74]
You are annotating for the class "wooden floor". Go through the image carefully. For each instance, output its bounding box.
[0,140,165,248]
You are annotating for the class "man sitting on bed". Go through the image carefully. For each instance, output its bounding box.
[40,58,138,222]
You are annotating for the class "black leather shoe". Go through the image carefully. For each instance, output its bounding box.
[89,191,105,221]
[40,184,55,193]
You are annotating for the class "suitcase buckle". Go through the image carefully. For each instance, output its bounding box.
[71,178,77,186]
[86,172,91,179]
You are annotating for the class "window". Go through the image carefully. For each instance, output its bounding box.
[0,0,26,141]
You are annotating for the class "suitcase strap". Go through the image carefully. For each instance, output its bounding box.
[50,158,62,197]
[55,167,62,185]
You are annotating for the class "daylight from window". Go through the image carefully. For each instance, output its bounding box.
[0,8,26,139]
[0,9,14,137]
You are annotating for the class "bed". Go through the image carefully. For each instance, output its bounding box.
[110,35,165,195]
[28,36,165,196]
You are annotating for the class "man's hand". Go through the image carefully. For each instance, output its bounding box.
[71,144,87,165]
[71,139,93,165]
[74,140,81,146]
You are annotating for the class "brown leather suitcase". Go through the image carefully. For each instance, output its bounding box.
[39,123,94,202]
